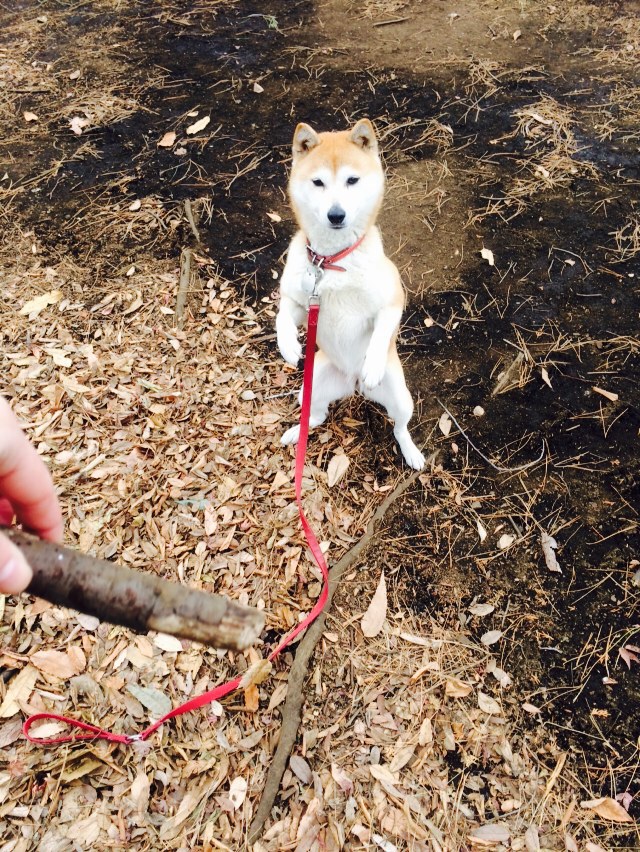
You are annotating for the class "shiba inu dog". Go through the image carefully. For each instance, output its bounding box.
[276,119,425,470]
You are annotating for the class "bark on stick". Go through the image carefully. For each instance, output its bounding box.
[5,528,264,651]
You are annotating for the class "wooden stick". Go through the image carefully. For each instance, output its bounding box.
[248,459,434,843]
[5,528,264,651]
[175,247,192,330]
[184,198,201,244]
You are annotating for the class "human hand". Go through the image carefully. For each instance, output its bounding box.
[0,397,63,594]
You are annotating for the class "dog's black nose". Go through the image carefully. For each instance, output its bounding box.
[327,206,346,226]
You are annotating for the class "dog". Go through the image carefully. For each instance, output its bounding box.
[275,118,425,470]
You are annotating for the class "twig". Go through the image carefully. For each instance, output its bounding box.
[176,247,192,330]
[247,457,435,844]
[373,17,409,27]
[184,198,201,244]
[437,399,546,473]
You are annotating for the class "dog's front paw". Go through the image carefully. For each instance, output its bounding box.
[281,424,301,445]
[361,352,387,389]
[278,331,302,367]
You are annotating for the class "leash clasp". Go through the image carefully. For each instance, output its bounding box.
[308,265,323,307]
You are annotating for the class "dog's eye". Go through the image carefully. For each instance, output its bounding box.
[346,176,360,186]
[312,178,324,187]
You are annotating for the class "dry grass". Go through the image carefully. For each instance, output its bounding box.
[470,96,598,225]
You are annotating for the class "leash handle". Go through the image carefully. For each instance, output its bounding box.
[23,304,327,747]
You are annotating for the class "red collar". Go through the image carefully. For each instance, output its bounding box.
[306,232,366,272]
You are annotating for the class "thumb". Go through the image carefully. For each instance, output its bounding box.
[0,532,32,595]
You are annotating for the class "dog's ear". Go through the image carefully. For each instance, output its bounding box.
[292,123,320,158]
[350,118,377,152]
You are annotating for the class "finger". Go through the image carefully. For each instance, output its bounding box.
[0,410,63,543]
[0,532,32,595]
[0,498,13,527]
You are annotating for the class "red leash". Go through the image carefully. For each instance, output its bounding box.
[23,300,327,746]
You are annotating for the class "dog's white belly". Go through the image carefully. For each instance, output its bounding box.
[316,298,374,376]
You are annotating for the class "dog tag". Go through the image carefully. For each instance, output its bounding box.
[302,265,322,294]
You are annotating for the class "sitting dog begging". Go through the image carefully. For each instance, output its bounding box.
[276,118,425,470]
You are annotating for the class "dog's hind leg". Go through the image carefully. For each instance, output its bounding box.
[281,352,355,446]
[362,350,425,470]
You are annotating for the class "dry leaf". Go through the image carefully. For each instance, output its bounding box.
[290,755,313,785]
[524,825,540,852]
[480,247,495,266]
[445,677,473,698]
[469,602,494,617]
[69,115,90,135]
[438,411,452,436]
[28,721,68,740]
[331,763,353,794]
[564,833,578,852]
[243,683,259,712]
[619,645,640,669]
[123,294,144,315]
[369,764,397,785]
[418,717,433,745]
[45,347,72,367]
[469,823,510,845]
[31,649,83,679]
[389,746,414,772]
[129,771,150,815]
[361,571,387,638]
[580,796,633,823]
[372,835,397,852]
[240,658,272,688]
[487,661,512,688]
[0,667,38,717]
[186,115,210,135]
[20,289,62,317]
[592,385,618,402]
[327,452,350,487]
[158,131,177,147]
[229,776,247,811]
[126,684,172,717]
[478,691,502,715]
[267,680,288,711]
[0,719,23,748]
[160,779,212,839]
[481,630,503,646]
[153,633,183,653]
[541,531,561,573]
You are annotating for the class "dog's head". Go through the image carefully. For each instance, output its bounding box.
[288,119,384,241]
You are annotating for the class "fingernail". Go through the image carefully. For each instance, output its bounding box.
[0,556,32,595]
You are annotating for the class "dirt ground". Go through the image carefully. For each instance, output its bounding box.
[1,0,639,849]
